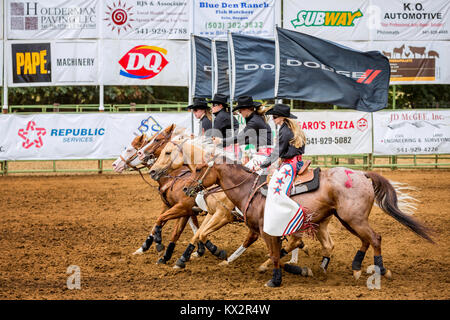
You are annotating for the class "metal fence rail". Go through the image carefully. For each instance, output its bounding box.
[1,104,449,175]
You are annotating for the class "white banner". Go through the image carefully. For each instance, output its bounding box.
[191,0,280,39]
[6,40,99,87]
[102,0,189,40]
[283,0,370,41]
[7,0,100,39]
[0,112,196,160]
[373,110,450,155]
[293,111,372,155]
[371,0,450,41]
[101,39,188,86]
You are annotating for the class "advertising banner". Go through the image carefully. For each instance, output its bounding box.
[101,39,188,86]
[213,39,229,96]
[292,111,372,155]
[275,27,390,112]
[373,110,450,155]
[0,112,197,160]
[191,0,280,39]
[371,0,450,41]
[6,40,98,86]
[7,0,99,39]
[230,33,275,99]
[102,0,189,40]
[192,35,212,98]
[283,0,370,41]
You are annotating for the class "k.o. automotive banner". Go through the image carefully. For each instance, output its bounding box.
[7,40,98,86]
[7,0,100,39]
[292,111,372,155]
[373,110,450,155]
[102,0,189,40]
[0,113,197,160]
[101,40,188,86]
[191,0,280,39]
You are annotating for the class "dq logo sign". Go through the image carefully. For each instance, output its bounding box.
[18,121,47,149]
[119,45,169,80]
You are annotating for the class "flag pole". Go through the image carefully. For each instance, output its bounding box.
[227,31,235,140]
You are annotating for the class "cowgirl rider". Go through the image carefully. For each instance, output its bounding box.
[221,95,273,172]
[187,98,212,136]
[258,103,307,237]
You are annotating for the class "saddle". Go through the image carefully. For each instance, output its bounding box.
[260,160,320,197]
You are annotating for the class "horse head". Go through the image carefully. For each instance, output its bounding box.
[112,133,149,173]
[137,124,177,164]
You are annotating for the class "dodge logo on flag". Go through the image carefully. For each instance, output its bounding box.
[119,45,169,80]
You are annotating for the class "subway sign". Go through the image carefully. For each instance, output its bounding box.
[12,43,51,83]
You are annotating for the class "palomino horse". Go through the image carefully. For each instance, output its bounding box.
[183,157,434,287]
[138,127,308,269]
[149,137,336,274]
[112,130,209,264]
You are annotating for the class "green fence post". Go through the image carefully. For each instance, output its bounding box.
[53,160,56,172]
[98,160,103,174]
[392,85,396,110]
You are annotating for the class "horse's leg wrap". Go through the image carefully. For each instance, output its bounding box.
[154,225,163,244]
[280,248,288,258]
[352,250,366,271]
[160,242,176,263]
[320,256,331,271]
[197,241,206,257]
[175,243,196,268]
[284,264,311,277]
[141,235,154,252]
[374,255,387,276]
[205,240,226,260]
[266,268,282,287]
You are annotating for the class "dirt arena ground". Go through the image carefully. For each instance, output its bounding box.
[0,168,449,300]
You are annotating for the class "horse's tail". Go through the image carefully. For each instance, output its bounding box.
[365,172,434,243]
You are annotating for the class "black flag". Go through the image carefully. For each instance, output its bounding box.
[230,33,275,100]
[192,35,212,98]
[213,40,230,96]
[275,27,390,112]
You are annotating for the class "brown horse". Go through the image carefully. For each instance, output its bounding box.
[148,137,336,274]
[183,158,433,287]
[112,128,211,264]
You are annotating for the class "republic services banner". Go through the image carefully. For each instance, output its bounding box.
[213,39,229,96]
[292,111,372,155]
[373,110,450,155]
[0,113,197,161]
[230,33,275,99]
[7,0,99,39]
[192,35,212,98]
[102,0,189,40]
[6,40,98,87]
[275,27,391,112]
[191,0,280,39]
[101,40,188,86]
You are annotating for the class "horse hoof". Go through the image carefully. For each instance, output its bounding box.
[264,280,281,288]
[219,260,229,267]
[156,243,165,253]
[353,270,362,280]
[384,269,392,279]
[132,247,144,255]
[174,259,186,269]
[191,252,200,259]
[258,266,269,273]
[301,267,313,277]
[156,258,166,265]
[217,250,227,260]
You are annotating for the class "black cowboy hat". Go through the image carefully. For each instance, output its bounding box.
[187,97,209,110]
[209,93,228,107]
[233,95,262,111]
[265,103,297,119]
